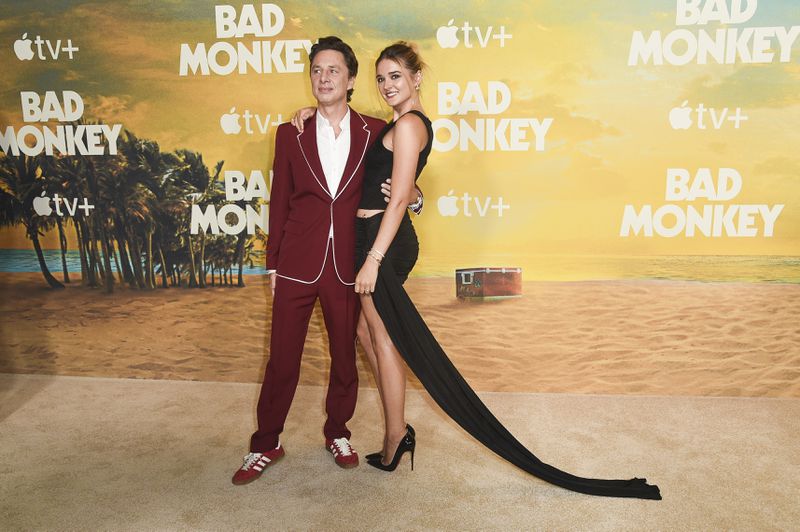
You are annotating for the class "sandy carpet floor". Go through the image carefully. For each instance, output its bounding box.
[1,374,798,530]
[1,273,798,397]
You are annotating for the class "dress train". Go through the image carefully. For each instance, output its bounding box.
[370,259,661,500]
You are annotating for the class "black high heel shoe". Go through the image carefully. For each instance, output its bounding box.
[366,424,415,462]
[367,424,416,472]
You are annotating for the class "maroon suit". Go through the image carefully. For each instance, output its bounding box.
[251,109,386,452]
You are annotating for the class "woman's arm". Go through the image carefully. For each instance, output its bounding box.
[380,180,423,210]
[355,114,427,293]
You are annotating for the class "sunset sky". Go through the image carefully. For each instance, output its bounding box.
[2,1,798,276]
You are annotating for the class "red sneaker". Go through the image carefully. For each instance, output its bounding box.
[326,437,359,469]
[231,443,285,485]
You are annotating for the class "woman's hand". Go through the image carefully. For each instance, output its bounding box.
[290,107,316,132]
[354,260,380,295]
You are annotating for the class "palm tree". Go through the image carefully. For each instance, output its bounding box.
[114,131,189,290]
[153,182,187,288]
[0,153,64,289]
[235,233,261,287]
[198,161,224,288]
[204,235,226,286]
[78,150,115,293]
[52,120,117,292]
[172,150,223,288]
[231,195,265,288]
[2,122,262,294]
[54,154,94,286]
[42,156,76,284]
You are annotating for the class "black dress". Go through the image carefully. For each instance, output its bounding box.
[355,111,661,500]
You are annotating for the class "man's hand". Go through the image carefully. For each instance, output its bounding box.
[381,178,392,202]
[269,272,277,298]
[382,178,423,213]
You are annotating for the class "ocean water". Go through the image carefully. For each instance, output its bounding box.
[1,248,798,283]
[416,253,800,283]
[0,249,266,276]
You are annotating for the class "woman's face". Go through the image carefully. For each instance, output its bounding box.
[375,58,419,108]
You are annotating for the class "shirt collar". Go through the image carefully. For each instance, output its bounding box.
[316,108,351,134]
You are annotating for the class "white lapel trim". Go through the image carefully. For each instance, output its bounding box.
[276,235,331,285]
[297,127,333,198]
[333,110,371,202]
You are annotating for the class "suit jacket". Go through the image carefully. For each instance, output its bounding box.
[266,108,387,285]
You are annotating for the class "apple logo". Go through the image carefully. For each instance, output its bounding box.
[436,19,459,49]
[220,107,242,135]
[32,191,53,216]
[14,33,35,61]
[669,100,692,130]
[437,190,459,216]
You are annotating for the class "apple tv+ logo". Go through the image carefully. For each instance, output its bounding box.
[669,101,748,130]
[437,190,510,218]
[13,33,79,61]
[436,19,513,49]
[220,107,283,135]
[32,192,94,218]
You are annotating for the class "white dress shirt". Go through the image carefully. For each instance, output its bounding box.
[266,110,351,275]
[316,109,351,198]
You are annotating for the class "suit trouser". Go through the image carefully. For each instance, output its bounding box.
[250,245,359,452]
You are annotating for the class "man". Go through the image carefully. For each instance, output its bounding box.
[232,36,421,485]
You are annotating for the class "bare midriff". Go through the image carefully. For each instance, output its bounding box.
[356,208,385,219]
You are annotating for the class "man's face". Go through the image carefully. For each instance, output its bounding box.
[310,49,355,106]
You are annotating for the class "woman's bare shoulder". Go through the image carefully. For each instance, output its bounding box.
[394,111,428,134]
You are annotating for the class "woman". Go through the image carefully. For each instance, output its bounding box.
[296,42,660,499]
[352,43,430,472]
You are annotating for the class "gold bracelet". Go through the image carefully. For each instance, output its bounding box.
[367,250,383,264]
[370,248,385,259]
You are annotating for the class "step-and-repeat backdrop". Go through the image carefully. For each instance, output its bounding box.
[0,1,798,390]
[2,0,798,285]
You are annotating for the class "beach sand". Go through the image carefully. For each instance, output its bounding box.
[1,272,798,397]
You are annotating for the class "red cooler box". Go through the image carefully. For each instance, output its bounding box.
[455,267,522,299]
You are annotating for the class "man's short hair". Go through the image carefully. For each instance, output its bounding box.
[309,36,359,102]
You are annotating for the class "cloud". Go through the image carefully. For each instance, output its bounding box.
[62,70,82,81]
[558,147,628,199]
[544,63,599,88]
[708,141,728,155]
[681,64,800,109]
[753,156,800,177]
[87,95,130,120]
[0,109,14,127]
[513,92,621,145]
[80,94,153,136]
